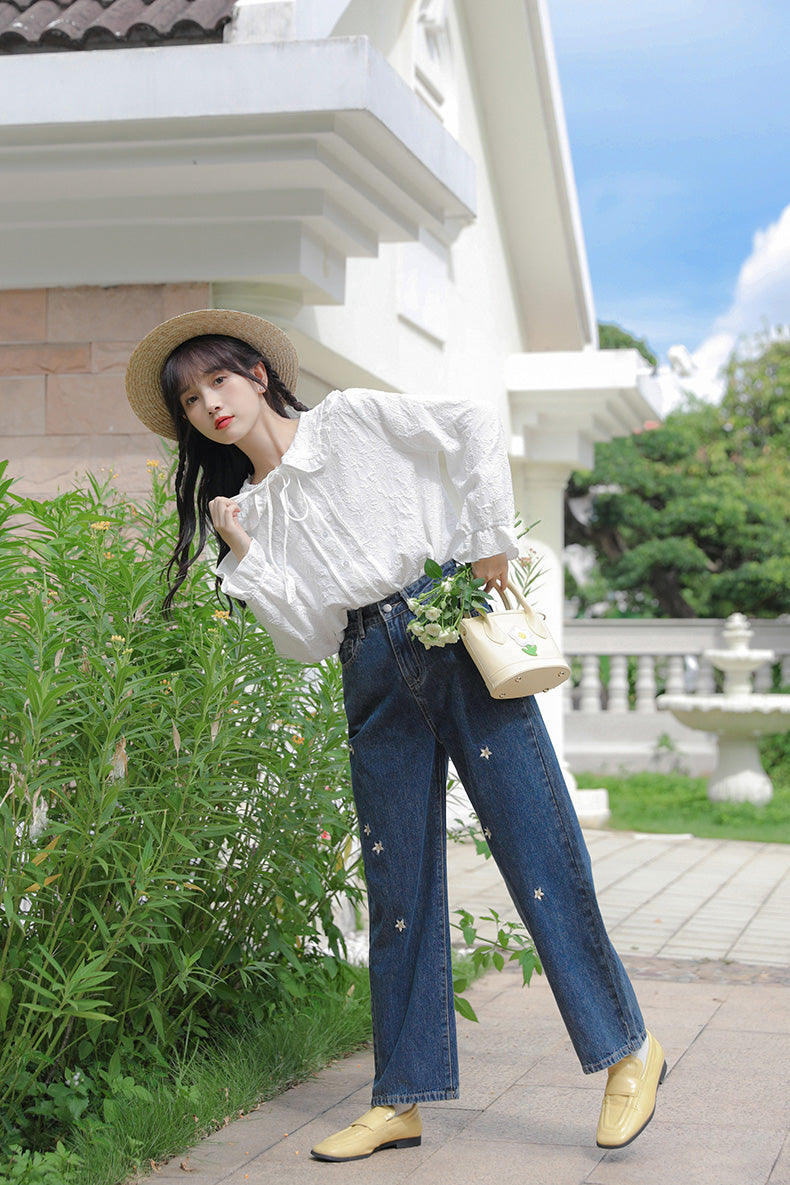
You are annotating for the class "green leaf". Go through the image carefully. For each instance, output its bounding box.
[453,993,478,1023]
[424,558,444,579]
[0,982,11,1031]
[148,1001,166,1042]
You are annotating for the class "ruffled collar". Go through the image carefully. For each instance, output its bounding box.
[235,394,338,501]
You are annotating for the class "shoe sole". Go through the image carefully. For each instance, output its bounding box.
[310,1136,422,1163]
[596,1059,667,1150]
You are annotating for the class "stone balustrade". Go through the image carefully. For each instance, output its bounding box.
[562,617,790,776]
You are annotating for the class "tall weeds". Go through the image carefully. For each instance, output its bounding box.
[0,460,360,1152]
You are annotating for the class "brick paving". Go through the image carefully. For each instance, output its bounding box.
[142,830,790,1185]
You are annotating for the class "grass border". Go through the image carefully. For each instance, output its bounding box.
[52,968,372,1185]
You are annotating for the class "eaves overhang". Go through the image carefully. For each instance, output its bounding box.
[0,35,476,299]
[506,349,661,471]
[459,0,596,352]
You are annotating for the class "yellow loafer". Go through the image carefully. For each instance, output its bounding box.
[596,1032,666,1149]
[310,1104,422,1162]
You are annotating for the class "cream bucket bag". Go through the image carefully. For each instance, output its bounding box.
[459,582,571,699]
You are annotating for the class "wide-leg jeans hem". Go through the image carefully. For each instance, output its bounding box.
[371,1089,460,1105]
[581,1031,648,1075]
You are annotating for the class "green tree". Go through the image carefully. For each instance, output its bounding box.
[598,321,658,367]
[566,331,790,618]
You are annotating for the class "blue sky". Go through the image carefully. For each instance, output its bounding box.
[546,0,790,396]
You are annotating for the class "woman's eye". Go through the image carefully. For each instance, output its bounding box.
[184,394,197,406]
[214,375,226,386]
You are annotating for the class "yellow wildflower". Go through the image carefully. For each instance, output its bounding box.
[90,520,111,531]
[212,609,231,620]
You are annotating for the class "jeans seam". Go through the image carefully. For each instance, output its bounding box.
[434,758,457,1097]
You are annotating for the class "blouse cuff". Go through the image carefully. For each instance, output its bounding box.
[215,539,269,601]
[455,525,520,565]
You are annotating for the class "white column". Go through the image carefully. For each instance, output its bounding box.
[635,655,657,713]
[511,461,569,759]
[666,655,685,695]
[608,654,629,712]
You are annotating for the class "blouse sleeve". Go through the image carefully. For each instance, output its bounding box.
[343,389,519,562]
[216,541,342,663]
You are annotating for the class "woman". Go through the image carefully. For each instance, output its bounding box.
[125,309,665,1161]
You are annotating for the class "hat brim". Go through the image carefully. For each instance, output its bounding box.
[125,309,300,440]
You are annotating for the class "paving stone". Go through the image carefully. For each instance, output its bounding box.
[769,1133,790,1184]
[133,832,790,1185]
[465,1082,600,1146]
[658,1028,790,1130]
[708,984,790,1032]
[588,1125,785,1185]
[409,1135,603,1185]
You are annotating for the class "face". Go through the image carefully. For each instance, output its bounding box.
[179,362,268,443]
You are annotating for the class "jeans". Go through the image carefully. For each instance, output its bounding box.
[340,563,646,1105]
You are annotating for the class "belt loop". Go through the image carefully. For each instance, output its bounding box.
[356,607,366,640]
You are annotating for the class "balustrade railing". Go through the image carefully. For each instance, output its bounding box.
[564,618,790,713]
[562,617,790,775]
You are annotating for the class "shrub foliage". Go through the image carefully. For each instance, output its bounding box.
[0,461,360,1150]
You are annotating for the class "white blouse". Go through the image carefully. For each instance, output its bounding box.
[216,387,519,662]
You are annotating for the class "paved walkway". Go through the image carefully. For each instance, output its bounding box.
[144,832,790,1185]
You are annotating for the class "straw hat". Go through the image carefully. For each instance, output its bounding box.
[125,309,300,439]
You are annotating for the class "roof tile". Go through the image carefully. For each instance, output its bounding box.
[0,0,234,50]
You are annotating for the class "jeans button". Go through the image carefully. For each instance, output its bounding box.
[382,603,393,614]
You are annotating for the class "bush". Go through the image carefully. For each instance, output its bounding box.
[761,687,790,787]
[0,461,360,1152]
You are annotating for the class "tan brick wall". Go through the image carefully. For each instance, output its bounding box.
[0,282,210,499]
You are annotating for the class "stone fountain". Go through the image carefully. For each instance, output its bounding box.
[657,613,790,805]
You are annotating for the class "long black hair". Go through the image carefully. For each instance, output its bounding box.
[160,334,308,612]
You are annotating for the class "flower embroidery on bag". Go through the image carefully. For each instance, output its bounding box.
[508,625,538,656]
[363,824,371,836]
[395,918,406,932]
[534,887,545,900]
[372,841,384,854]
[480,747,492,760]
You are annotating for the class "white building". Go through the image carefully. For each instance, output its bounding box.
[0,0,659,757]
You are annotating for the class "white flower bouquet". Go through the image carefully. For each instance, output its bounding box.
[406,560,490,649]
[406,516,545,651]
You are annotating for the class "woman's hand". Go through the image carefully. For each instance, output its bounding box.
[209,497,252,562]
[471,553,508,598]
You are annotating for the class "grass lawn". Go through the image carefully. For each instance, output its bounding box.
[574,770,790,844]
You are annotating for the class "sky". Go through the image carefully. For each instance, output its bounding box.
[546,0,790,405]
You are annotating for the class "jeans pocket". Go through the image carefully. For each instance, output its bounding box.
[338,629,362,670]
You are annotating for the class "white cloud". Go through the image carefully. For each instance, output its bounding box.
[663,204,790,411]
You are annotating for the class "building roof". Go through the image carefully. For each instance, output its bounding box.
[0,0,234,53]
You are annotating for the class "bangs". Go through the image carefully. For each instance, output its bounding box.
[161,335,261,402]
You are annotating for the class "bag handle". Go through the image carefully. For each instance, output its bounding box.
[467,581,550,642]
[492,582,550,639]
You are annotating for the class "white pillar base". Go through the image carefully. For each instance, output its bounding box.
[569,787,611,829]
[707,737,774,805]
